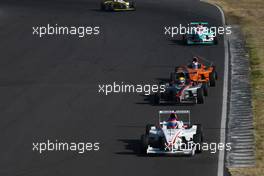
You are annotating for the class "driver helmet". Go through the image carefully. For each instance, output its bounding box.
[179,77,185,84]
[167,113,178,129]
[192,57,199,69]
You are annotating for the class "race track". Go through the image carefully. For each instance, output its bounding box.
[0,0,226,175]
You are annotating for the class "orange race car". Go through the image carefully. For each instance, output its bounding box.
[175,57,218,87]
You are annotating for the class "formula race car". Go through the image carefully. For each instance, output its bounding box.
[141,110,203,156]
[183,22,218,45]
[153,71,207,105]
[184,57,218,87]
[100,0,135,11]
[171,66,209,95]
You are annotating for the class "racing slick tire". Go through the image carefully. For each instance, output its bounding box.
[193,124,203,153]
[145,124,154,135]
[130,1,136,8]
[209,71,217,87]
[141,134,149,154]
[215,71,218,80]
[182,35,187,45]
[202,83,208,96]
[159,137,167,150]
[193,133,203,153]
[105,3,114,11]
[197,88,204,104]
[194,124,204,142]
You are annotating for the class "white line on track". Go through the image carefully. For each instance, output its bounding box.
[200,1,230,176]
[213,4,229,176]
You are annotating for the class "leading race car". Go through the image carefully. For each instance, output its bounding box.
[153,69,206,105]
[101,0,136,11]
[141,110,203,156]
[183,22,218,45]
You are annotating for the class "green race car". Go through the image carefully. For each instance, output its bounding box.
[101,0,136,11]
[183,22,218,45]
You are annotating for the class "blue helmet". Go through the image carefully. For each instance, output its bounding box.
[167,113,178,129]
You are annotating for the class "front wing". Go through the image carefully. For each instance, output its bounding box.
[146,146,195,155]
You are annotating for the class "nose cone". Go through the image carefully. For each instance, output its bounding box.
[163,129,180,144]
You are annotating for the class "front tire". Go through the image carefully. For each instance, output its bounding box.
[105,3,114,11]
[159,137,167,150]
[195,124,203,142]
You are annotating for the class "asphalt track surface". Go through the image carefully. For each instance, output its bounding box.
[0,0,225,175]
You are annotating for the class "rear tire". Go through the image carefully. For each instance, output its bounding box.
[202,83,208,96]
[215,71,218,80]
[105,4,110,11]
[145,124,153,135]
[214,37,218,45]
[106,3,114,11]
[183,35,187,45]
[209,71,216,87]
[197,88,204,104]
[130,1,135,8]
[141,134,149,154]
[193,124,203,153]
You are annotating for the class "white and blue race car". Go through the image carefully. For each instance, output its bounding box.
[141,110,203,156]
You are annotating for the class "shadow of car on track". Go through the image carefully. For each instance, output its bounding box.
[116,139,199,158]
[169,38,187,46]
[134,78,179,106]
[168,38,221,47]
[115,139,143,156]
[135,94,195,107]
[90,9,124,13]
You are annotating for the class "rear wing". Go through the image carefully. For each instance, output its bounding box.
[159,110,190,114]
[159,110,191,125]
[190,22,208,25]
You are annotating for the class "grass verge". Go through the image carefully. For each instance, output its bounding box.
[206,0,264,176]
